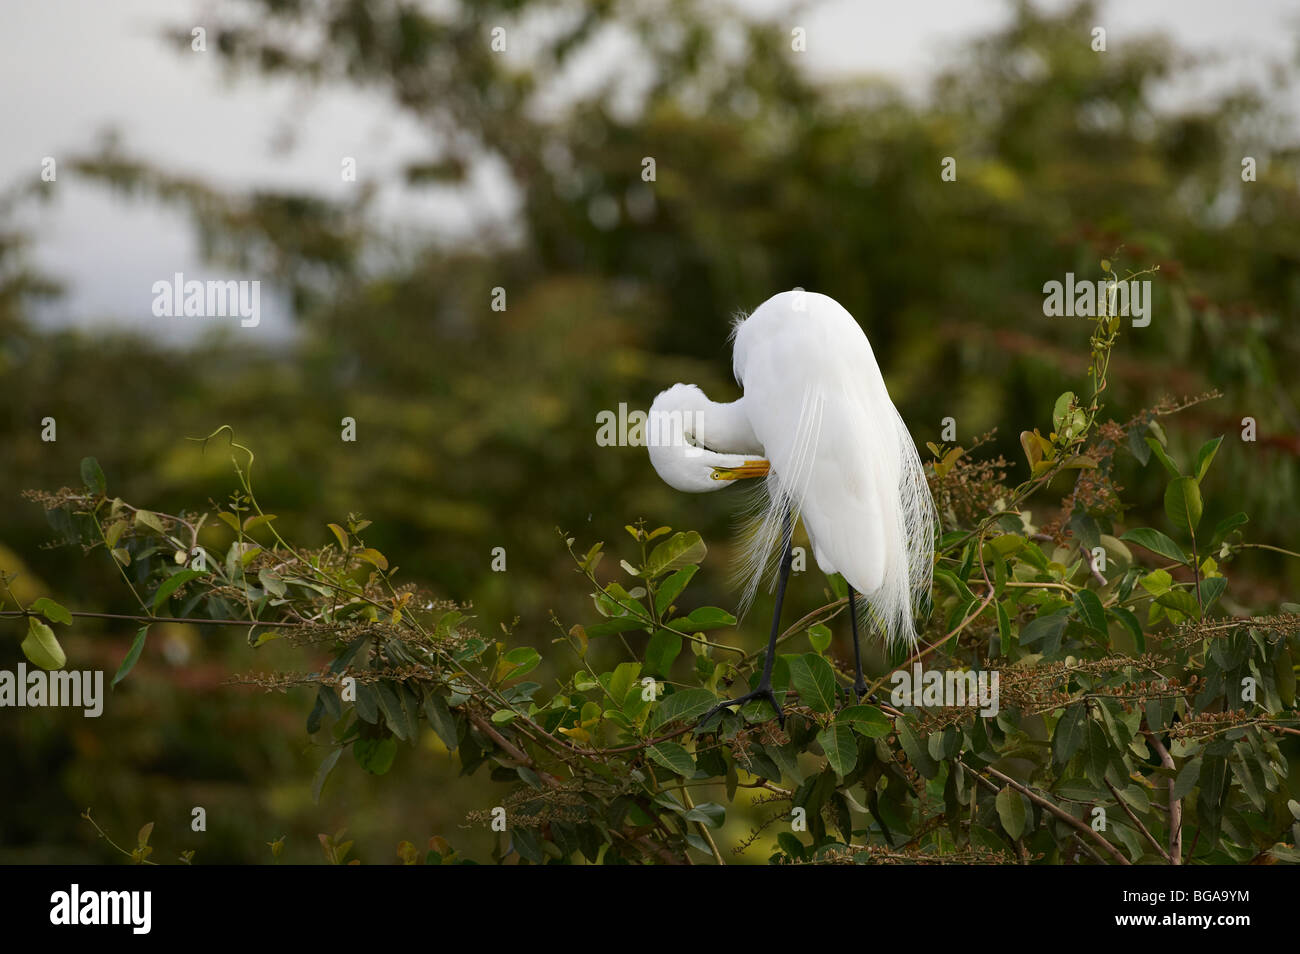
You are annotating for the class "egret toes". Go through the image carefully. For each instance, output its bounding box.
[699,686,785,731]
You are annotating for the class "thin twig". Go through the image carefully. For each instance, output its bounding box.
[1104,776,1171,863]
[1143,728,1181,865]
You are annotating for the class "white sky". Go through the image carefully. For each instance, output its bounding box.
[0,0,1295,342]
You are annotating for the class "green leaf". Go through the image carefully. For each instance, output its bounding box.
[807,623,832,654]
[895,716,938,778]
[1144,437,1181,478]
[1164,476,1203,534]
[1171,757,1202,802]
[258,569,287,598]
[357,548,388,571]
[375,682,409,740]
[151,569,205,611]
[1198,756,1229,831]
[511,829,544,864]
[644,628,682,677]
[1128,425,1152,465]
[1085,716,1110,785]
[1052,391,1076,432]
[1068,511,1101,552]
[1274,648,1296,707]
[995,786,1027,839]
[1054,779,1102,801]
[112,626,149,687]
[1209,512,1248,549]
[786,652,838,713]
[1118,785,1149,816]
[647,742,696,777]
[816,724,858,777]
[584,616,647,638]
[353,684,379,724]
[1109,606,1145,652]
[1052,703,1087,765]
[1073,589,1107,637]
[837,704,891,738]
[1120,528,1188,564]
[1155,589,1200,618]
[1193,436,1223,483]
[21,617,66,670]
[499,646,541,680]
[134,510,166,534]
[644,531,707,578]
[653,565,697,615]
[682,802,725,828]
[422,693,458,750]
[1234,741,1265,812]
[651,688,718,728]
[353,736,397,775]
[670,606,736,633]
[1139,568,1173,597]
[1018,610,1068,649]
[80,457,106,495]
[934,566,976,604]
[605,661,641,703]
[30,597,72,625]
[243,513,277,533]
[311,747,343,804]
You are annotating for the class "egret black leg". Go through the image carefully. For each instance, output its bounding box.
[848,587,869,701]
[699,509,793,729]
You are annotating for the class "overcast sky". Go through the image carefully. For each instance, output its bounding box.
[1,0,1296,342]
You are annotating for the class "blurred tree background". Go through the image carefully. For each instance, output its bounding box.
[0,0,1297,862]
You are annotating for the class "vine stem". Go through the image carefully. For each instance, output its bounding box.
[679,784,725,865]
[1189,530,1204,614]
[0,609,303,627]
[81,809,157,865]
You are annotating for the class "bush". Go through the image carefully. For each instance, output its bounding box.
[8,304,1298,865]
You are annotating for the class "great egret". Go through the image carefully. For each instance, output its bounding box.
[647,290,936,725]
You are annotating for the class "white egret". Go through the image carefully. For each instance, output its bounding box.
[647,290,937,725]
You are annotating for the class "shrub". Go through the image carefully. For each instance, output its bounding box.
[7,297,1299,865]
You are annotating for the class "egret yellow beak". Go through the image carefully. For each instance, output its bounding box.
[710,459,771,481]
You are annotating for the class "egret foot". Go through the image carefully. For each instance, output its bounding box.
[840,682,872,706]
[699,686,785,730]
[842,686,883,712]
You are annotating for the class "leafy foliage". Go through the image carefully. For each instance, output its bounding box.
[11,309,1300,865]
[2,0,1299,864]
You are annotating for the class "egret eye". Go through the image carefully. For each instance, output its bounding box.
[711,460,770,480]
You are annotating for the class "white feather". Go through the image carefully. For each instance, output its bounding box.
[728,292,936,650]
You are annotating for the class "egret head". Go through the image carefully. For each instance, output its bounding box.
[647,384,770,493]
